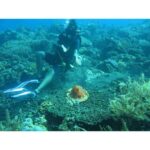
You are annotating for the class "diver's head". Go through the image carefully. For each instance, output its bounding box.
[65,19,78,34]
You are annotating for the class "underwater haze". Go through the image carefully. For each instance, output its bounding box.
[0,19,150,131]
[0,19,145,31]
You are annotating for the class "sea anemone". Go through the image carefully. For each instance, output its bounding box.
[66,85,89,105]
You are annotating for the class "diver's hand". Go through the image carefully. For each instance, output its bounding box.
[64,63,75,70]
[61,44,68,52]
[74,50,82,66]
[75,55,82,66]
[69,64,74,68]
[63,62,74,68]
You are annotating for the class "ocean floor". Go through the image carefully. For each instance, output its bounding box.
[1,20,150,131]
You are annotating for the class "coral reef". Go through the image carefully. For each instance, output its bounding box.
[0,38,36,88]
[39,100,53,113]
[102,74,150,130]
[110,74,150,121]
[30,39,51,52]
[1,20,150,130]
[21,117,47,131]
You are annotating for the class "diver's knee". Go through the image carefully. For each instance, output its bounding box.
[48,68,55,75]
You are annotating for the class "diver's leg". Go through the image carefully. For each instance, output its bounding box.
[35,68,55,93]
[36,51,46,77]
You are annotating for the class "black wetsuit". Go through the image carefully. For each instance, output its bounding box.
[45,30,81,70]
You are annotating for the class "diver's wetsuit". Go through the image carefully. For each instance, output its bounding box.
[45,26,81,71]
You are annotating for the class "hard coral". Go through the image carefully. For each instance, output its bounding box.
[66,85,89,105]
[39,100,53,113]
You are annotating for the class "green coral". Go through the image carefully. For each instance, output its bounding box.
[39,100,53,113]
[110,74,150,121]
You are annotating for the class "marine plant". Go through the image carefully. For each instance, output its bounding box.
[110,74,150,121]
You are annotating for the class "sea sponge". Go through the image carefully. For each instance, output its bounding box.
[66,85,89,105]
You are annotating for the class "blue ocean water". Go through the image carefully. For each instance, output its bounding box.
[1,18,150,131]
[0,19,145,31]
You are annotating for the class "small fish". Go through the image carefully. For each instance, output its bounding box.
[12,91,36,98]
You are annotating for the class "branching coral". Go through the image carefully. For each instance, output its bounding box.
[109,74,150,121]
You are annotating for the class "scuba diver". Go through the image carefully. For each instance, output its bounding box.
[2,20,82,99]
[35,19,82,94]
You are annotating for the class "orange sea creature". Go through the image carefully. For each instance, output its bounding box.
[66,85,89,105]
